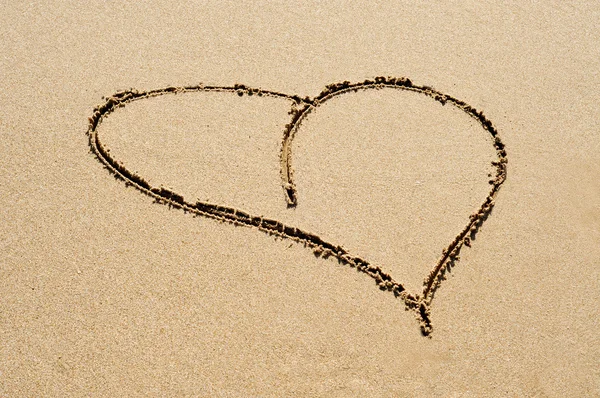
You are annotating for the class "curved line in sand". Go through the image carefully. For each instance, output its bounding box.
[86,77,507,336]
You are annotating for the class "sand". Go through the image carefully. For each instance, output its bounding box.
[1,1,599,396]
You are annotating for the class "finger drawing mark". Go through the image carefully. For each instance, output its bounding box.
[86,77,507,336]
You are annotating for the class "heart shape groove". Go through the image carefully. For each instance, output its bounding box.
[87,77,507,336]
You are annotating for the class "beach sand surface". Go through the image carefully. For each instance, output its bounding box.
[1,1,599,396]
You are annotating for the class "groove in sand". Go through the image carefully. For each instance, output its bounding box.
[86,77,507,336]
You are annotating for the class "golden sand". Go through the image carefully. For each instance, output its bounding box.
[1,2,598,396]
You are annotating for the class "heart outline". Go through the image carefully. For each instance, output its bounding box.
[87,77,507,336]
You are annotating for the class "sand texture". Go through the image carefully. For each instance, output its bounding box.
[1,1,599,396]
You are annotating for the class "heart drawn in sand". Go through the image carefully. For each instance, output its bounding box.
[87,77,507,336]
